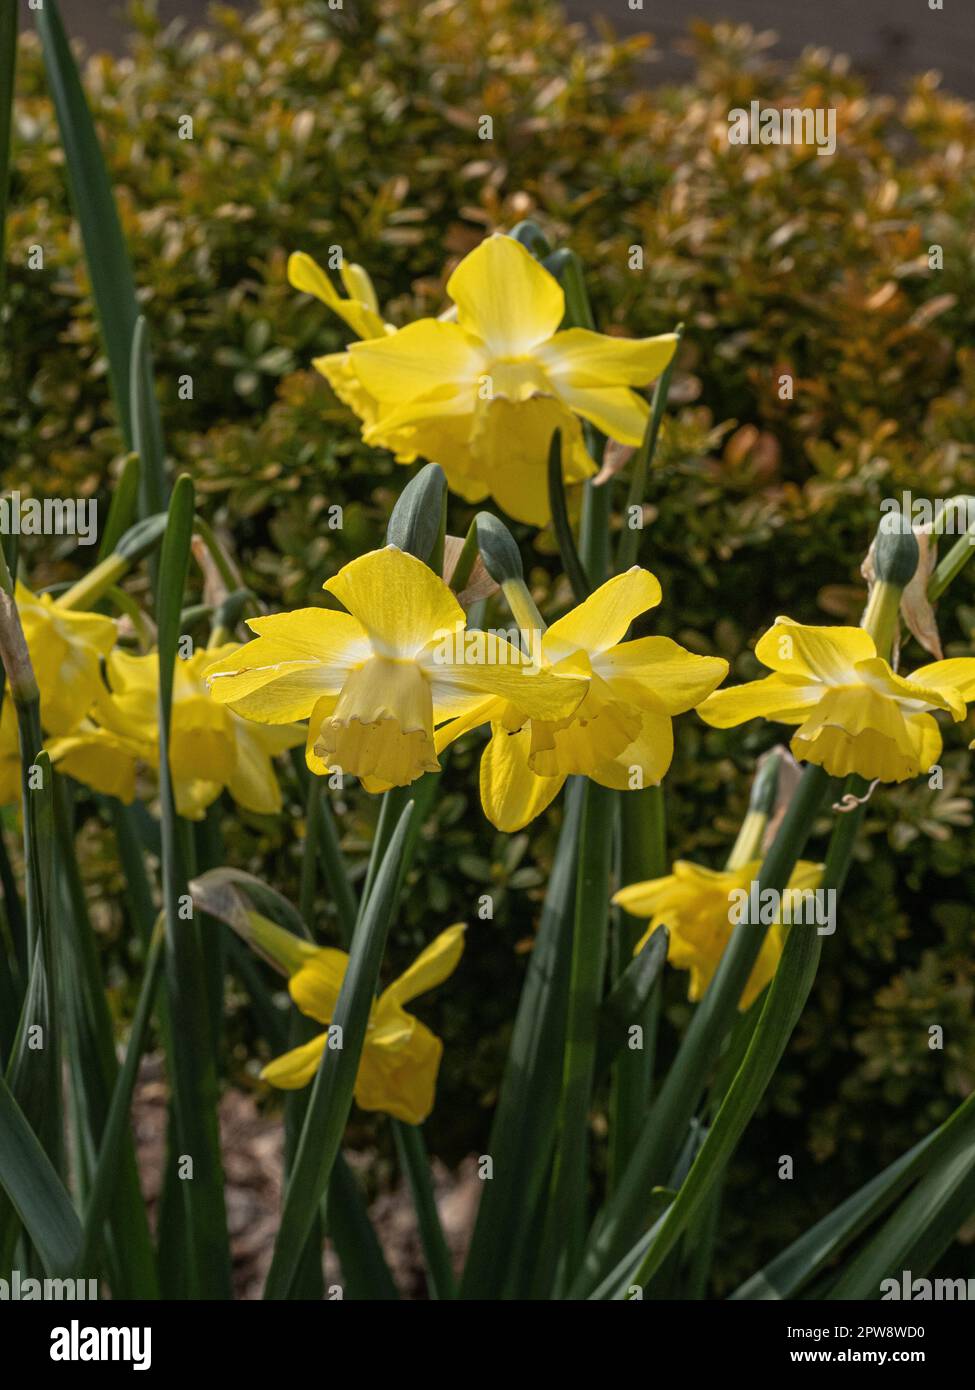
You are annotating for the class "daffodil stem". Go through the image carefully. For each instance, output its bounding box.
[393,1121,457,1299]
[608,784,667,1192]
[861,579,902,661]
[617,324,684,574]
[927,496,975,601]
[573,761,833,1295]
[542,779,616,1289]
[501,577,547,647]
[54,552,128,611]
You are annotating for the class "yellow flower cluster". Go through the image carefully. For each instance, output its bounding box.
[205,547,727,827]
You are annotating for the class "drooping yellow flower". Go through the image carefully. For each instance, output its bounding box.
[15,582,117,735]
[697,617,975,782]
[614,859,824,1010]
[204,545,585,793]
[292,235,677,525]
[49,644,303,818]
[438,568,728,831]
[262,923,466,1124]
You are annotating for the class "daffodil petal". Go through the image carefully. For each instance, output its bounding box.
[353,1014,443,1124]
[288,949,350,1025]
[551,383,650,444]
[596,638,728,715]
[261,1031,329,1090]
[446,234,565,356]
[288,250,386,340]
[539,327,678,388]
[348,319,484,402]
[480,726,566,831]
[324,546,464,659]
[380,923,466,1011]
[697,673,823,728]
[543,568,662,661]
[754,618,875,681]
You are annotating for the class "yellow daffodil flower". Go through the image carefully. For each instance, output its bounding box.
[438,568,728,831]
[16,582,117,735]
[204,545,585,793]
[292,234,677,525]
[262,923,466,1124]
[697,617,975,782]
[614,859,824,1010]
[49,644,303,818]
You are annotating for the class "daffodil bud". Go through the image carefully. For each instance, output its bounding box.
[386,462,447,568]
[874,512,920,589]
[863,512,920,660]
[188,872,315,977]
[474,512,523,586]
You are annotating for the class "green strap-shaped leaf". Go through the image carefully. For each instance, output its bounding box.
[81,921,164,1272]
[461,778,583,1299]
[35,0,141,446]
[616,325,683,572]
[263,799,415,1299]
[155,474,232,1298]
[130,315,168,517]
[0,1071,82,1276]
[597,924,669,1078]
[827,1094,975,1299]
[547,429,591,602]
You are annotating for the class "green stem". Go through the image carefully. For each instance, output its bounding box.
[393,1121,457,1299]
[541,780,616,1289]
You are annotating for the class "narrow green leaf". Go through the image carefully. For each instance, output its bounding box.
[547,429,590,602]
[97,454,141,560]
[81,920,164,1272]
[130,315,168,517]
[616,325,684,572]
[608,785,667,1188]
[155,474,232,1298]
[827,1094,975,1299]
[460,778,583,1299]
[393,1121,457,1299]
[264,800,415,1299]
[0,1071,82,1276]
[597,925,668,1078]
[730,1117,962,1300]
[36,0,140,444]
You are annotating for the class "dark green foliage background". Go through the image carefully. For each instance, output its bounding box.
[3,0,975,1288]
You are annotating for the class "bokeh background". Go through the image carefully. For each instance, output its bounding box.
[4,0,975,1291]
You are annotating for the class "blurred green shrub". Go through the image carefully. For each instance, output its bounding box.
[3,0,975,1287]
